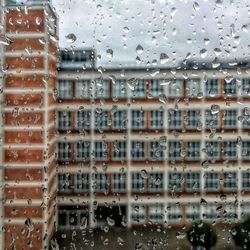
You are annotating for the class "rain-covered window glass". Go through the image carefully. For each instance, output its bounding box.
[150,110,164,129]
[168,110,183,129]
[223,79,237,96]
[112,110,127,130]
[131,110,146,129]
[77,110,91,129]
[75,80,91,99]
[186,79,201,97]
[205,79,219,97]
[223,110,237,128]
[58,80,73,99]
[168,79,183,97]
[150,79,164,97]
[112,80,127,98]
[57,111,72,130]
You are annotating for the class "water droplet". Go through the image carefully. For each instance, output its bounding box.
[214,48,222,56]
[123,26,130,33]
[35,17,42,25]
[65,33,77,43]
[160,53,169,64]
[204,38,210,45]
[193,2,200,11]
[176,231,186,239]
[136,44,144,54]
[159,94,167,104]
[107,217,115,226]
[141,169,149,179]
[127,78,138,91]
[201,160,209,169]
[106,49,113,59]
[211,104,220,114]
[200,49,207,58]
[0,35,12,46]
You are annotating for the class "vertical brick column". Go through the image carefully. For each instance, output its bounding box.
[2,3,57,250]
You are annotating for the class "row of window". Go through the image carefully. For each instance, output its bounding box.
[57,171,250,194]
[57,109,250,130]
[57,140,250,161]
[57,78,250,99]
[57,202,250,228]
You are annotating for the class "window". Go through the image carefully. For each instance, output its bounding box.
[149,204,164,224]
[186,79,200,97]
[242,141,250,160]
[95,79,110,99]
[242,108,250,128]
[224,110,237,128]
[111,173,127,193]
[168,141,181,161]
[186,172,200,192]
[150,110,164,129]
[131,204,145,224]
[57,79,73,99]
[242,78,250,96]
[223,79,237,96]
[76,142,90,161]
[131,141,146,160]
[58,207,88,229]
[205,141,220,160]
[131,110,146,129]
[150,141,165,160]
[203,203,219,221]
[150,79,164,97]
[76,173,89,193]
[167,203,182,223]
[224,203,238,222]
[95,110,109,130]
[148,173,164,192]
[131,172,146,192]
[204,172,219,191]
[112,141,127,160]
[168,172,183,192]
[112,79,127,98]
[57,111,72,130]
[168,110,182,129]
[186,203,200,222]
[242,172,250,191]
[187,141,200,160]
[205,79,219,97]
[187,110,201,129]
[132,79,146,98]
[223,141,237,160]
[77,110,91,129]
[94,141,108,161]
[75,80,91,98]
[57,142,71,161]
[223,172,237,191]
[168,79,183,97]
[57,173,73,193]
[205,110,219,129]
[93,173,108,193]
[112,110,127,130]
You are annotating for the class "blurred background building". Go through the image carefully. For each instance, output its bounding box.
[2,0,250,249]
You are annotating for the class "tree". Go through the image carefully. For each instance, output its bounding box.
[187,221,217,250]
[231,217,250,249]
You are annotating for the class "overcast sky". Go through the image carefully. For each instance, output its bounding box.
[53,0,250,67]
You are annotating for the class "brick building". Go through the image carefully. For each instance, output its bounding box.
[2,0,250,249]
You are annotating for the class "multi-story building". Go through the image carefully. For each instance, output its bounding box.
[2,0,250,248]
[1,0,57,249]
[56,50,250,230]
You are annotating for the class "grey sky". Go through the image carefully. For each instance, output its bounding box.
[54,0,250,67]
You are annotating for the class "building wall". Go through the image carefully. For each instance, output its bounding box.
[56,69,250,228]
[3,2,57,249]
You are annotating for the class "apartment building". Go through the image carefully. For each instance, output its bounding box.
[2,0,250,249]
[56,50,250,229]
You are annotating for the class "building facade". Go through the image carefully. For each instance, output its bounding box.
[56,51,250,229]
[2,0,57,249]
[1,0,250,249]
